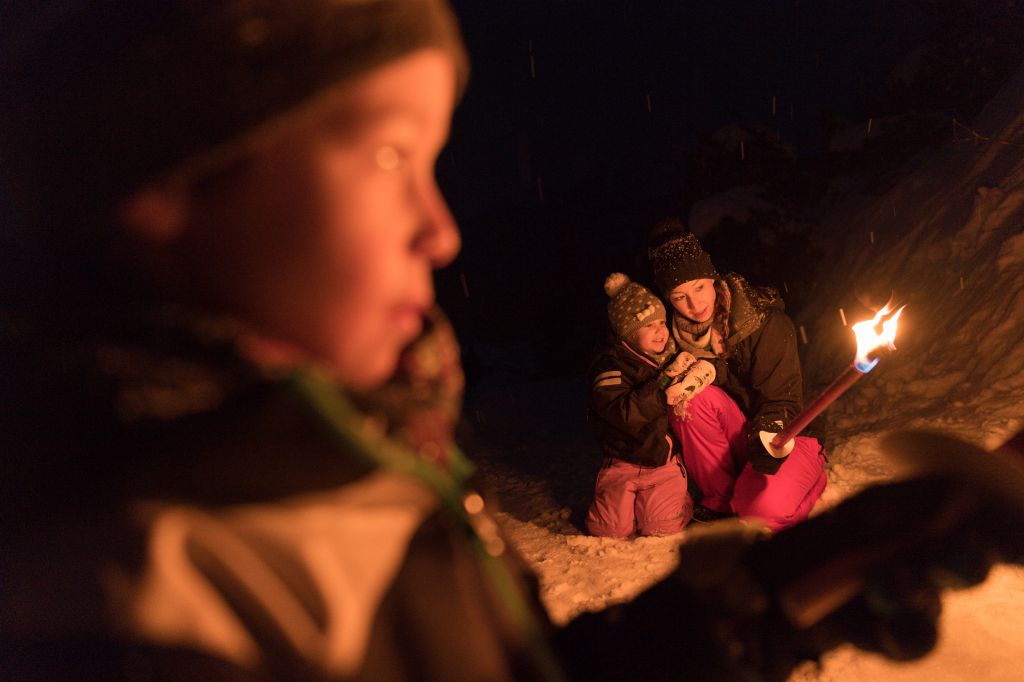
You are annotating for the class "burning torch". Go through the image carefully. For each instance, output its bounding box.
[759,302,907,459]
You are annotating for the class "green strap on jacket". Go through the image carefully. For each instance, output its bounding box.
[290,369,566,682]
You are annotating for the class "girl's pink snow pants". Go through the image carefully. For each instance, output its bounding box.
[587,452,693,538]
[670,386,827,532]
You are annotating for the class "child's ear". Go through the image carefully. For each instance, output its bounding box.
[116,182,190,244]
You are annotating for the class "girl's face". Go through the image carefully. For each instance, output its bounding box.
[179,50,460,390]
[669,278,716,323]
[632,318,668,355]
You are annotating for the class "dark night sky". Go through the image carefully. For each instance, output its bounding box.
[434,1,1024,380]
[443,1,920,213]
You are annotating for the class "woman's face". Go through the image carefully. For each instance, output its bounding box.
[180,50,460,390]
[668,278,716,323]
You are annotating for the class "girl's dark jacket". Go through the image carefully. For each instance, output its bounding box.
[588,340,675,468]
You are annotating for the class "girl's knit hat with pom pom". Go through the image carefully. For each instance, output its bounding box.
[604,273,666,340]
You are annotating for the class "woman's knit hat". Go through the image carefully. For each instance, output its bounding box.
[650,232,720,296]
[604,273,666,340]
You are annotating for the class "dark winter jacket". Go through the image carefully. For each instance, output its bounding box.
[588,340,674,468]
[1,299,556,681]
[673,274,805,474]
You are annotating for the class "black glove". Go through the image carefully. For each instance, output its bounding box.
[748,417,787,475]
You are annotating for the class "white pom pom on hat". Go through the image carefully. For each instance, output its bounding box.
[604,272,631,298]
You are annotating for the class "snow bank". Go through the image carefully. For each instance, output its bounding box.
[800,61,1024,463]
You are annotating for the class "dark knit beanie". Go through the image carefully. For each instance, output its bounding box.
[604,273,666,340]
[0,0,467,228]
[650,233,720,296]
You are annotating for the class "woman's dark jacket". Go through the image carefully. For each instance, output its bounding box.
[677,274,807,474]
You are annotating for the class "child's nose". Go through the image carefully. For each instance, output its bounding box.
[413,178,461,268]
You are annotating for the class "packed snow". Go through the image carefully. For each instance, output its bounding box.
[466,64,1024,680]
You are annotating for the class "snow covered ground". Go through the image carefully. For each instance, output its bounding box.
[466,64,1024,680]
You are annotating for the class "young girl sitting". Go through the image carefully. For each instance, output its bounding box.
[585,273,715,538]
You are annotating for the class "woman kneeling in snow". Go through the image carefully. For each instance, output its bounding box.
[585,273,716,538]
[650,229,827,531]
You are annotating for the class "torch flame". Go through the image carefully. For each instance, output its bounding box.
[852,302,906,372]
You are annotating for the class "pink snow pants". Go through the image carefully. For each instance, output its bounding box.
[587,453,693,538]
[670,385,827,532]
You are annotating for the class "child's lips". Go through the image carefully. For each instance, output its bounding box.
[393,304,425,338]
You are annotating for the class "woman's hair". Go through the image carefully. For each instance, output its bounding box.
[712,279,733,354]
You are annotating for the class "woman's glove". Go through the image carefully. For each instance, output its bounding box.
[748,418,788,475]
